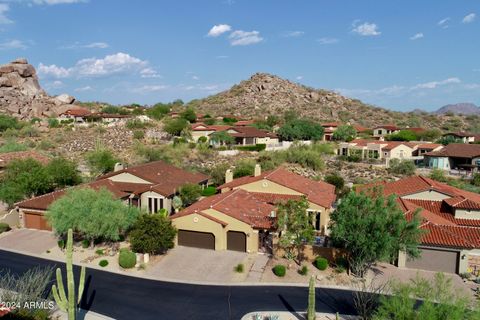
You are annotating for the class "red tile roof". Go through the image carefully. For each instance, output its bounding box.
[219,167,336,208]
[0,151,50,168]
[60,108,91,117]
[420,223,480,249]
[374,125,400,131]
[191,123,232,132]
[171,189,276,229]
[321,122,340,128]
[424,143,480,158]
[235,120,255,126]
[228,126,277,138]
[416,143,442,150]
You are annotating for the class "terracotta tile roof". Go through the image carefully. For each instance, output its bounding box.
[420,223,479,249]
[424,143,480,158]
[171,189,276,229]
[407,127,426,133]
[219,167,336,208]
[191,123,232,132]
[60,108,91,117]
[374,125,400,131]
[444,132,480,139]
[352,124,369,132]
[249,192,302,204]
[228,126,277,138]
[16,179,131,211]
[235,120,255,126]
[0,151,50,168]
[101,160,209,197]
[321,122,340,128]
[416,143,442,150]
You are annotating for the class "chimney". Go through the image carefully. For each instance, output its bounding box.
[254,164,261,177]
[114,162,124,172]
[225,169,233,184]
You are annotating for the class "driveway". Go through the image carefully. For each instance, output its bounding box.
[146,246,248,283]
[0,228,57,255]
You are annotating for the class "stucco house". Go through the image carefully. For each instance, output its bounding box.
[443,132,480,144]
[360,176,480,275]
[191,123,279,146]
[190,123,232,142]
[424,143,480,172]
[16,160,209,231]
[373,125,400,138]
[171,165,336,253]
[57,107,92,123]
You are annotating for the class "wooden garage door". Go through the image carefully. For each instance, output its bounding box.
[406,247,459,274]
[177,230,215,250]
[227,231,246,252]
[24,212,52,231]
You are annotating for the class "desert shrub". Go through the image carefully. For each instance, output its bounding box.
[95,249,104,255]
[324,174,345,194]
[197,136,208,143]
[133,130,145,139]
[201,186,217,197]
[472,173,480,187]
[129,214,177,255]
[234,263,244,273]
[233,159,256,178]
[48,118,60,128]
[298,265,308,276]
[273,264,286,277]
[119,249,136,269]
[0,222,10,233]
[164,118,188,136]
[85,147,119,174]
[3,128,19,138]
[0,139,28,153]
[388,159,416,176]
[82,239,90,248]
[335,256,349,269]
[99,259,109,267]
[314,257,328,270]
[126,119,147,129]
[209,163,230,186]
[429,168,447,182]
[0,114,21,132]
[36,139,54,150]
[179,183,202,207]
[57,240,65,249]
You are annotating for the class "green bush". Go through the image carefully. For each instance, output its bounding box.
[82,239,90,249]
[201,186,217,197]
[129,214,177,255]
[335,256,348,269]
[197,136,208,143]
[48,118,60,128]
[314,257,328,270]
[99,259,109,267]
[0,222,10,233]
[273,264,286,277]
[119,249,136,269]
[298,265,308,276]
[0,114,21,132]
[133,130,145,139]
[234,263,244,273]
[57,240,65,249]
[95,249,104,256]
[126,119,147,129]
[388,159,416,176]
[236,144,267,152]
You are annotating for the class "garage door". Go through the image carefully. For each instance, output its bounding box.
[177,230,215,250]
[227,231,246,252]
[406,247,459,274]
[24,212,52,231]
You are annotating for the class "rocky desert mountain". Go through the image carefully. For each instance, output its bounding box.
[0,58,77,120]
[434,102,480,115]
[187,73,478,130]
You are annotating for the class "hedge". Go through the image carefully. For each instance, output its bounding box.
[236,144,266,152]
[273,264,286,277]
[314,257,328,271]
[119,249,136,269]
[201,186,217,197]
[99,259,109,267]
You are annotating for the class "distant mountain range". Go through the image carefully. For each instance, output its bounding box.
[434,103,480,115]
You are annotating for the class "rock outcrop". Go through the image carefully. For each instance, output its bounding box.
[0,58,76,120]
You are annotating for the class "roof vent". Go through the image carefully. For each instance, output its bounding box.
[270,211,276,218]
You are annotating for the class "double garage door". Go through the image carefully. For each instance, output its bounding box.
[406,247,459,274]
[23,212,52,231]
[177,230,246,252]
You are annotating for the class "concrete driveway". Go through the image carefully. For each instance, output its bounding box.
[0,228,57,255]
[146,246,248,283]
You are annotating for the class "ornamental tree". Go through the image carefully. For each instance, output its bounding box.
[278,119,324,141]
[129,214,177,255]
[276,197,315,264]
[332,125,357,142]
[46,188,140,244]
[329,189,423,277]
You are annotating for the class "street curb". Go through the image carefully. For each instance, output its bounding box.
[0,247,359,291]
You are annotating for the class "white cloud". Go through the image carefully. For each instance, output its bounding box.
[228,30,263,46]
[0,4,13,24]
[282,31,304,37]
[140,67,161,78]
[296,76,303,80]
[45,80,64,89]
[38,52,149,79]
[131,85,168,93]
[0,39,28,50]
[207,24,232,37]
[462,13,476,24]
[412,77,460,89]
[438,17,450,28]
[316,37,339,45]
[32,0,87,5]
[74,85,93,92]
[192,75,200,80]
[410,33,424,40]
[352,21,381,36]
[38,63,71,78]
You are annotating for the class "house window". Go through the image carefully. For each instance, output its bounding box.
[315,212,321,231]
[148,197,163,213]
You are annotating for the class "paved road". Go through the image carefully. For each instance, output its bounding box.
[0,250,357,320]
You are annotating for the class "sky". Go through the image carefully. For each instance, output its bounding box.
[0,0,479,111]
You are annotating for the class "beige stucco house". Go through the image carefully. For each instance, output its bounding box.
[190,123,279,146]
[360,176,480,275]
[16,160,209,231]
[373,125,400,138]
[171,166,336,253]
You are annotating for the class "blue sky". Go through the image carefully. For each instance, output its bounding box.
[0,0,479,111]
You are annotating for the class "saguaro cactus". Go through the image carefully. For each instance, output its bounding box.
[307,275,316,320]
[52,229,86,320]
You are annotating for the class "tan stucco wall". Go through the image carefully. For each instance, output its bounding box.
[454,209,480,220]
[107,172,151,184]
[401,190,451,201]
[191,130,214,142]
[386,145,414,159]
[172,208,259,252]
[140,191,172,213]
